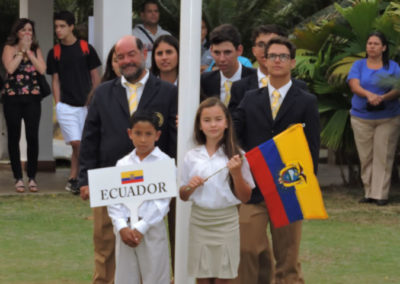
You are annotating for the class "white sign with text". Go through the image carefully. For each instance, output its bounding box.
[88,159,177,225]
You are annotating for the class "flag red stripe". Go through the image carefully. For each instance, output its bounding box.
[246,147,289,227]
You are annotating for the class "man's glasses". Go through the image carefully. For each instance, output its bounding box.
[265,53,291,62]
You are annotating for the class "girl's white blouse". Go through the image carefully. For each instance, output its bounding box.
[181,145,255,209]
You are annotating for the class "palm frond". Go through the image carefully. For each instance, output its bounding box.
[335,0,379,46]
[320,109,350,150]
[328,54,364,83]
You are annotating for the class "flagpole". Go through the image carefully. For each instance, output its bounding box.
[175,0,202,283]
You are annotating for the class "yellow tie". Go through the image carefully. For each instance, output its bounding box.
[261,76,269,87]
[271,89,281,119]
[125,82,142,114]
[224,80,233,106]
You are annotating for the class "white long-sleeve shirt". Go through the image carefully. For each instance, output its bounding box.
[181,145,255,209]
[108,147,171,235]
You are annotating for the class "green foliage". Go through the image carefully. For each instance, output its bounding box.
[293,0,400,160]
[335,0,379,47]
[0,0,18,48]
[134,0,336,58]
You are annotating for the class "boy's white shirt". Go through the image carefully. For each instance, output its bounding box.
[107,146,171,235]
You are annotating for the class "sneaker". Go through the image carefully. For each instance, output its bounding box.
[65,179,73,192]
[70,179,80,195]
[66,178,79,194]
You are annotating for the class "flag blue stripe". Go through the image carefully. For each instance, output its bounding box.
[121,176,143,182]
[258,140,303,223]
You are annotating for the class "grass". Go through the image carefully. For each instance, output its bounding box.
[0,194,93,284]
[1,187,400,283]
[301,186,400,284]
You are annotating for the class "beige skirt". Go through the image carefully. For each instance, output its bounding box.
[188,204,239,279]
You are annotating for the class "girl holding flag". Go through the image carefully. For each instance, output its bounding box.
[179,97,254,284]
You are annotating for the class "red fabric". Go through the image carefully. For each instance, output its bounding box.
[53,40,89,61]
[79,40,90,55]
[53,44,61,60]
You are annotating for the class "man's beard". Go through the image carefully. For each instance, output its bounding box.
[121,61,145,82]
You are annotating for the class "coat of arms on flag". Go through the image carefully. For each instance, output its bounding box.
[121,170,144,184]
[245,124,328,228]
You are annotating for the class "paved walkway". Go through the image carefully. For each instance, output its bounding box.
[0,163,346,196]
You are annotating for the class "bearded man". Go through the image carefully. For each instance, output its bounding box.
[78,35,177,284]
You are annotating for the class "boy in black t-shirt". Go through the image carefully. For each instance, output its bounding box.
[47,11,101,194]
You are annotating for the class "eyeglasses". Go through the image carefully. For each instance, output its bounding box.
[266,53,291,62]
[255,41,267,48]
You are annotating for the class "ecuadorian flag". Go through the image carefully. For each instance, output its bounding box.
[245,124,328,228]
[121,170,144,184]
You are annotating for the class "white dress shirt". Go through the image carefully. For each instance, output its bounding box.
[257,68,269,88]
[121,70,150,110]
[108,146,171,234]
[220,63,242,102]
[267,79,293,106]
[181,145,255,209]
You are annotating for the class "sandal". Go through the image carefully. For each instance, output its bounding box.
[15,179,25,193]
[28,179,39,193]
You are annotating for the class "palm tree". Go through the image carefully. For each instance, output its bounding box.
[292,0,400,184]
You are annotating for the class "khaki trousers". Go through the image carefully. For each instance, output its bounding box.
[233,203,303,284]
[93,207,116,284]
[351,115,400,200]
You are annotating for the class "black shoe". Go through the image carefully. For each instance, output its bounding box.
[70,179,80,195]
[376,199,388,206]
[358,197,375,204]
[66,178,79,195]
[65,178,75,192]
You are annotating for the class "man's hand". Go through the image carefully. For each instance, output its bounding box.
[80,185,90,200]
[120,227,142,247]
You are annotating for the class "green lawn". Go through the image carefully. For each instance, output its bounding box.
[0,188,400,283]
[0,194,93,284]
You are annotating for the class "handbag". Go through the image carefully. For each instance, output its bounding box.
[37,74,51,99]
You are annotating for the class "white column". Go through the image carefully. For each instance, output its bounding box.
[19,0,55,170]
[175,0,202,283]
[93,0,132,72]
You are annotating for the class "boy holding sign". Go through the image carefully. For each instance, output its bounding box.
[107,111,172,284]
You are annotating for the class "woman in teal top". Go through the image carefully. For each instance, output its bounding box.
[347,31,400,206]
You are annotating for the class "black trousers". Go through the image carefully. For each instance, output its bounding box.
[3,101,41,180]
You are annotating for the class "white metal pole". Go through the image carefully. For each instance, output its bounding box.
[175,0,202,283]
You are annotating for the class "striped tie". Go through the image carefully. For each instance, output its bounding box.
[271,89,281,119]
[224,80,233,106]
[261,76,269,87]
[125,82,142,114]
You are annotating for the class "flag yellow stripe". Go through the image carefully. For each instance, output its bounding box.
[121,170,143,179]
[273,124,328,219]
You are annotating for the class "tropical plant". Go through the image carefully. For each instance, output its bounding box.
[131,0,335,58]
[292,0,400,184]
